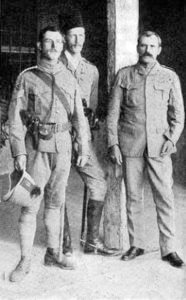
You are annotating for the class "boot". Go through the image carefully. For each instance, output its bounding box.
[44,248,76,270]
[9,256,31,282]
[84,199,119,256]
[63,205,73,254]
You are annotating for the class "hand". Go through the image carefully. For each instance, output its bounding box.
[89,116,100,130]
[161,140,174,157]
[14,155,27,171]
[109,145,122,165]
[76,155,89,168]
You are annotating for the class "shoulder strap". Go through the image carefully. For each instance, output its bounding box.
[31,68,72,118]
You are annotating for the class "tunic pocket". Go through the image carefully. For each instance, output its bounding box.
[153,82,170,103]
[125,84,141,107]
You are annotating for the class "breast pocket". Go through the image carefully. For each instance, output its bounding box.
[153,82,170,104]
[124,84,141,107]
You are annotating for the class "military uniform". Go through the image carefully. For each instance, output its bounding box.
[8,59,88,268]
[61,52,107,201]
[107,62,184,256]
[61,51,114,255]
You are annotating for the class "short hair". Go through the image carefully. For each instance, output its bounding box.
[138,31,162,47]
[38,25,62,43]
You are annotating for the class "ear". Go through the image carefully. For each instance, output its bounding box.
[64,35,67,44]
[37,41,42,51]
[136,44,139,54]
[157,46,162,56]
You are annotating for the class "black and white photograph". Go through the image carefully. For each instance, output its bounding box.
[0,0,185,299]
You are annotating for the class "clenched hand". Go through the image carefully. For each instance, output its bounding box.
[14,155,27,171]
[76,155,89,168]
[109,144,123,165]
[161,140,174,157]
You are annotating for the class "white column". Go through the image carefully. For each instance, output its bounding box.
[105,0,139,250]
[115,0,139,72]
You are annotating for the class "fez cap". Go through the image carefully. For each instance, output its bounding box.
[59,9,84,33]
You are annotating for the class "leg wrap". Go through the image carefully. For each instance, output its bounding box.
[44,208,60,249]
[18,208,37,258]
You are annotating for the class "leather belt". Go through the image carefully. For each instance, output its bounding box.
[40,122,72,133]
[53,122,72,133]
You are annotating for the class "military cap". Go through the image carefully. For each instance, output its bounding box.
[59,9,84,33]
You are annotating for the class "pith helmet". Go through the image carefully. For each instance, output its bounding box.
[3,170,41,207]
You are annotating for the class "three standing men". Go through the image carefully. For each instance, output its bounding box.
[59,10,116,255]
[107,31,185,268]
[8,25,89,282]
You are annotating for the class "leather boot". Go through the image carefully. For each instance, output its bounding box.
[63,205,73,254]
[9,256,31,282]
[84,199,119,256]
[44,248,76,270]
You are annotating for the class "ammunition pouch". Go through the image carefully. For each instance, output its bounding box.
[38,123,54,140]
[38,122,72,140]
[20,110,72,149]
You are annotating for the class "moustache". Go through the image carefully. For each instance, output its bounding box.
[72,44,82,47]
[142,53,153,57]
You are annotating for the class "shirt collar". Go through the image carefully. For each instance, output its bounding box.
[64,50,82,70]
[38,58,63,74]
[136,61,159,75]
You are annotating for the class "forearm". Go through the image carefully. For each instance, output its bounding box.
[73,89,89,156]
[166,74,185,145]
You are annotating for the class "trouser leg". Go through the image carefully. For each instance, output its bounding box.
[77,142,107,202]
[10,151,48,282]
[146,155,175,256]
[17,151,50,259]
[18,207,38,258]
[123,157,146,249]
[43,150,75,269]
[44,149,71,253]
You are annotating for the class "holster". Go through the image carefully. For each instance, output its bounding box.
[38,123,54,140]
[29,121,40,150]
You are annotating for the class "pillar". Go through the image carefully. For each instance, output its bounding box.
[104,0,139,250]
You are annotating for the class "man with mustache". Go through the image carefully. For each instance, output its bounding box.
[58,10,117,256]
[107,31,185,267]
[8,25,89,282]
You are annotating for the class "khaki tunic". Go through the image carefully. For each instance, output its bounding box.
[9,60,88,157]
[107,62,184,157]
[60,52,107,201]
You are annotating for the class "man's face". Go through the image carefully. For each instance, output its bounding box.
[65,27,85,55]
[39,30,63,61]
[137,35,161,64]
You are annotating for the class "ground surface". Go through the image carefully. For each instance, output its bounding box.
[0,140,186,300]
